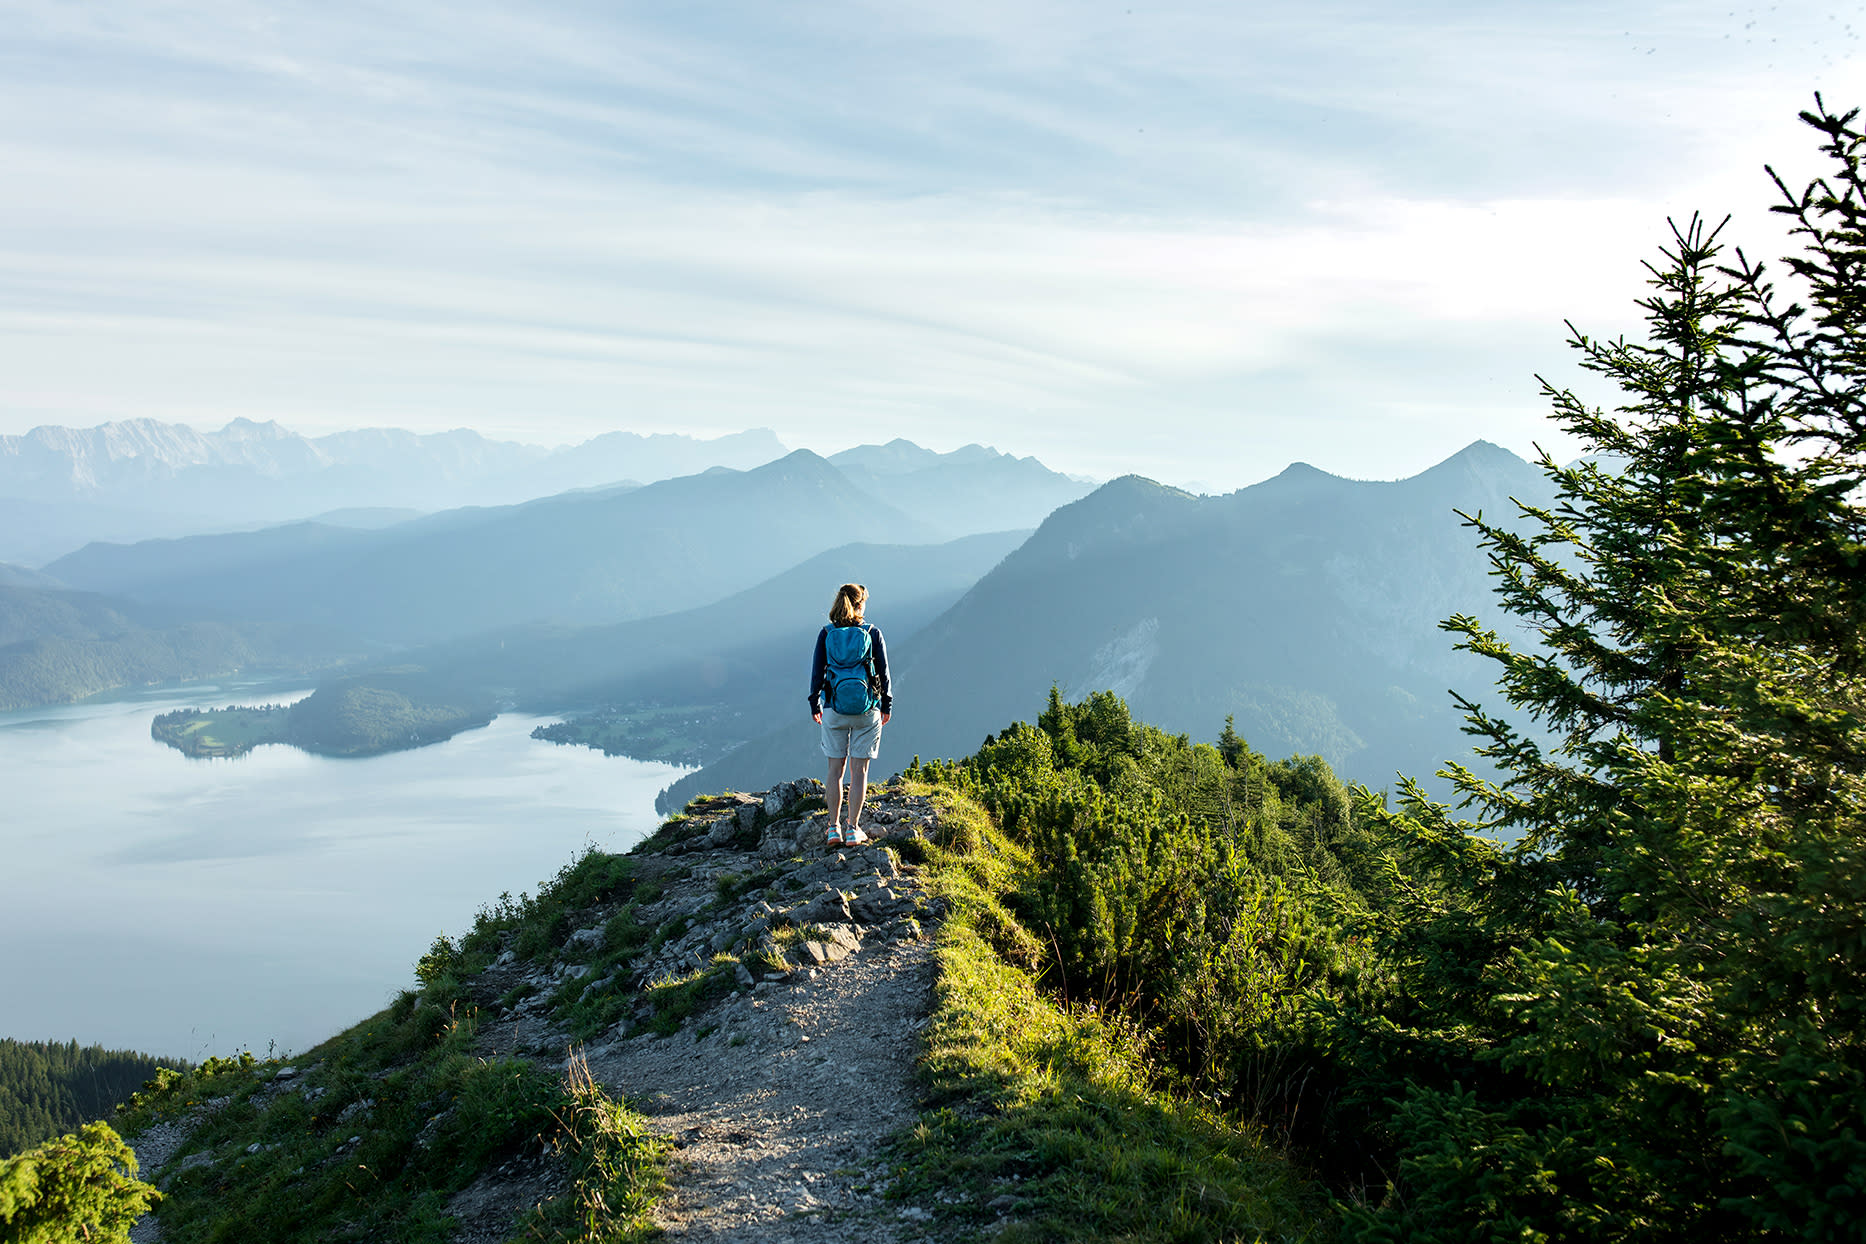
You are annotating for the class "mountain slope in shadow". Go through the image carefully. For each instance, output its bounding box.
[395,528,1031,712]
[46,451,936,645]
[657,441,1556,810]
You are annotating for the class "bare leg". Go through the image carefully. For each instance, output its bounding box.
[826,757,846,831]
[846,758,870,831]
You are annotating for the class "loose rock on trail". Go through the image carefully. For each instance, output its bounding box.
[462,778,954,1241]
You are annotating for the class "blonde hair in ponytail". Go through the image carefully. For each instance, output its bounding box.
[829,582,867,626]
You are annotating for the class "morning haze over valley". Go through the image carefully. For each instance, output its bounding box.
[4,2,1860,1241]
[0,415,1530,789]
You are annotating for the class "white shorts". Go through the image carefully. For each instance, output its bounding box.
[820,707,883,759]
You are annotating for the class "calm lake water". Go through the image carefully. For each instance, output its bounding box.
[0,683,687,1061]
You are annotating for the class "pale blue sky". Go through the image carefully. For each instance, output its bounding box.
[1,1,1860,488]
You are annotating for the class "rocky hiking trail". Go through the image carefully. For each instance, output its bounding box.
[131,778,969,1243]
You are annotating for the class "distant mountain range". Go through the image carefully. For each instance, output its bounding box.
[6,430,1558,807]
[656,441,1558,808]
[38,443,1090,645]
[0,419,788,565]
[0,418,790,510]
[827,440,1092,540]
[43,451,934,643]
[0,420,1095,567]
[0,562,59,589]
[3,439,1087,707]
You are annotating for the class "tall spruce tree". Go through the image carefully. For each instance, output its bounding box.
[1351,100,1866,1241]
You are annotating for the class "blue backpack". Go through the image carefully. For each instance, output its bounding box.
[822,625,878,715]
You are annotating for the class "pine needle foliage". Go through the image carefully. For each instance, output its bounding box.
[1337,99,1866,1241]
[0,1120,158,1244]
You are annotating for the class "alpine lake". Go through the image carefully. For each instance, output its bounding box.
[0,681,688,1061]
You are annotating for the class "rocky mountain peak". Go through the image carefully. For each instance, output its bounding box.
[216,417,294,441]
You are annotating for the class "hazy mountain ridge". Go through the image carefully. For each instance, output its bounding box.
[0,417,530,504]
[5,441,1070,710]
[656,441,1557,810]
[39,441,1087,648]
[829,441,1097,541]
[0,419,791,565]
[0,583,356,712]
[0,418,792,507]
[44,451,939,644]
[0,562,59,589]
[44,522,380,599]
[0,498,255,570]
[405,529,1029,710]
[1,419,1089,572]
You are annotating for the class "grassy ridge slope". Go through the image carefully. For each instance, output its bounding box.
[113,849,675,1244]
[112,702,1354,1242]
[897,781,1332,1241]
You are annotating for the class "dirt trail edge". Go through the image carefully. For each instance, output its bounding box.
[593,934,935,1241]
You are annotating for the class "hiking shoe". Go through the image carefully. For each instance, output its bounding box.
[844,827,869,845]
[826,827,845,847]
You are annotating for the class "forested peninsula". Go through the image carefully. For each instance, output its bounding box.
[152,671,493,758]
[529,703,744,767]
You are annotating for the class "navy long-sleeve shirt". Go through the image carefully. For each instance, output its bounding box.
[808,623,892,715]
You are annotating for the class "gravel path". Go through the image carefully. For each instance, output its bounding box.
[125,1124,184,1243]
[587,934,937,1242]
[126,1096,230,1243]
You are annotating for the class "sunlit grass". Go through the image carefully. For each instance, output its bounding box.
[894,781,1333,1242]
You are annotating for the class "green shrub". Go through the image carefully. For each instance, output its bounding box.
[912,690,1373,1111]
[450,850,641,965]
[420,1058,560,1176]
[0,1120,158,1244]
[603,904,651,953]
[897,783,1328,1241]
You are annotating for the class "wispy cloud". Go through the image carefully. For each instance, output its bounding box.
[0,0,1857,487]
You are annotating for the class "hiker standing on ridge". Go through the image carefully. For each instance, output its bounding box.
[809,582,892,847]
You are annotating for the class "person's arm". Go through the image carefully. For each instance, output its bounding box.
[870,625,892,716]
[808,627,827,718]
